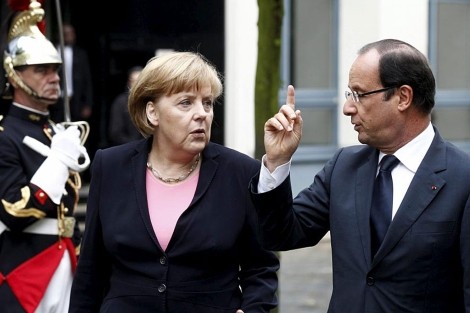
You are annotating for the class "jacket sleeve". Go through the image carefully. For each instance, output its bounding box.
[69,150,109,312]
[238,180,280,313]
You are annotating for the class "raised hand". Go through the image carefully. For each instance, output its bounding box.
[51,125,90,172]
[263,85,302,172]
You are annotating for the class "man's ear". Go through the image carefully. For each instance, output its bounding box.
[397,85,413,112]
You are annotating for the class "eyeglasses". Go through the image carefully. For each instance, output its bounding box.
[344,86,397,103]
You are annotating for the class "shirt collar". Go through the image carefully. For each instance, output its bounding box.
[378,122,434,173]
[12,102,49,116]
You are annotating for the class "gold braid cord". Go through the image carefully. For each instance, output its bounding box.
[60,121,90,145]
[55,173,81,239]
[44,123,82,238]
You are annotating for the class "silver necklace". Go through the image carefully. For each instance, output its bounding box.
[146,153,200,183]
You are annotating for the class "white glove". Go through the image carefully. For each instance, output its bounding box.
[24,125,90,172]
[30,125,87,204]
[50,125,83,169]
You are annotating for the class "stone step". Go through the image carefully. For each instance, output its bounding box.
[76,183,89,232]
[76,203,86,232]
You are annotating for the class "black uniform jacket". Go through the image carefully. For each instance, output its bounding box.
[69,139,279,313]
[0,105,81,311]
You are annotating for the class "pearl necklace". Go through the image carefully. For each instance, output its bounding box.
[146,153,200,183]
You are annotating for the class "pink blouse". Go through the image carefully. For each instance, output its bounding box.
[146,168,199,251]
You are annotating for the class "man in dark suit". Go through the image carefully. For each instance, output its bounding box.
[250,38,470,312]
[52,23,94,183]
[107,66,142,146]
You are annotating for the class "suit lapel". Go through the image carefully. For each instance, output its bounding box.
[356,150,379,266]
[372,133,447,266]
[189,143,219,207]
[130,139,163,249]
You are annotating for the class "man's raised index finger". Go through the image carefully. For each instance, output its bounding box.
[286,85,295,111]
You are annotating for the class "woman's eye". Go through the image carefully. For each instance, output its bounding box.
[203,100,213,108]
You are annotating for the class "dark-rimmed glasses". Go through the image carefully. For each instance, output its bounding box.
[344,86,397,102]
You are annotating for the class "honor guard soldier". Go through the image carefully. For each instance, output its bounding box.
[0,1,90,312]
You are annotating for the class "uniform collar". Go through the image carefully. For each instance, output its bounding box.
[9,102,51,126]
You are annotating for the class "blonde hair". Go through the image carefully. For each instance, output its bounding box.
[128,51,223,137]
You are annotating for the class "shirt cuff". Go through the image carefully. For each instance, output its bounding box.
[257,154,291,193]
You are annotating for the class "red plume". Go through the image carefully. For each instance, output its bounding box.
[7,0,45,11]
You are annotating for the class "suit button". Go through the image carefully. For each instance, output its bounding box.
[158,284,167,293]
[367,276,375,286]
[159,256,167,265]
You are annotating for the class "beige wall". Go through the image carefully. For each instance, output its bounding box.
[224,0,258,157]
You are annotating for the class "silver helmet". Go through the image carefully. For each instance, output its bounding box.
[4,35,61,69]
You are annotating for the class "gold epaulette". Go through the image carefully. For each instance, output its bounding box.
[1,186,46,219]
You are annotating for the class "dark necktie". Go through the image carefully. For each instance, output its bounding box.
[370,155,400,256]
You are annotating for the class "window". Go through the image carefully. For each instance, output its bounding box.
[280,0,339,160]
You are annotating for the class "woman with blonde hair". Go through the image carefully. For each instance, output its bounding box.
[69,51,279,313]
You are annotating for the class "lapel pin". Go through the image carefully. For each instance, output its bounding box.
[431,185,437,190]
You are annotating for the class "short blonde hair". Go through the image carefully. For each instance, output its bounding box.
[128,51,223,137]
